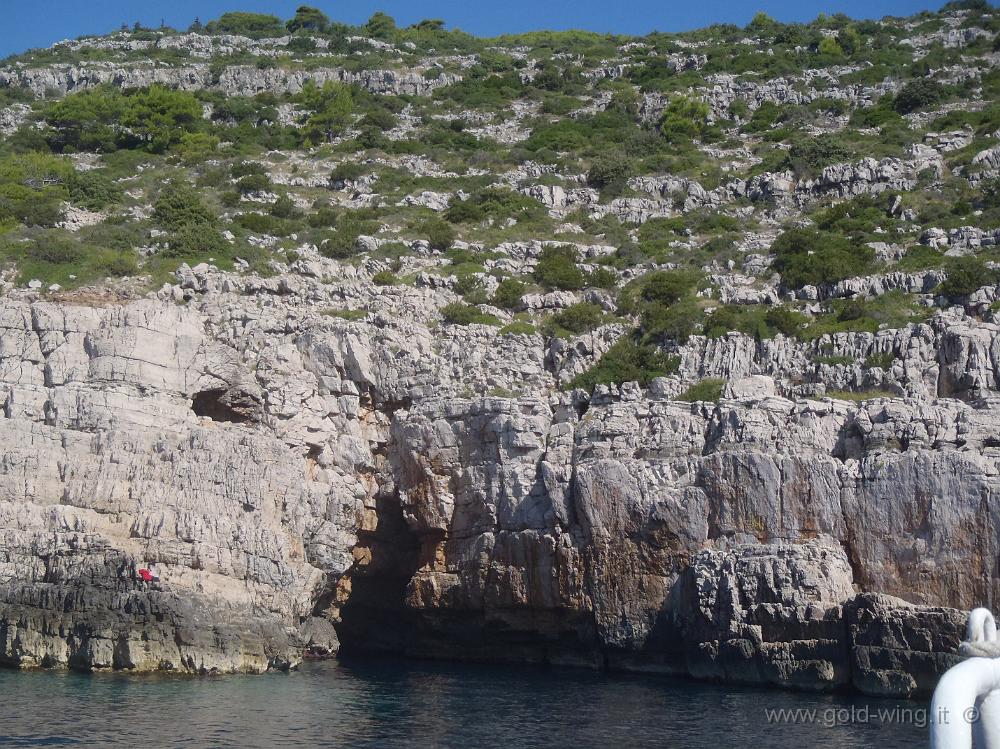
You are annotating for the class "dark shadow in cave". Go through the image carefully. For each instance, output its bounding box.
[334,491,422,655]
[191,389,251,424]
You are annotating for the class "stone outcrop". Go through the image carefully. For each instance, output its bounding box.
[380,378,1000,693]
[0,264,995,691]
[0,300,363,672]
[0,103,31,136]
[847,593,965,697]
[0,63,459,99]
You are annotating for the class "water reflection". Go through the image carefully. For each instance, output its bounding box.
[0,658,929,748]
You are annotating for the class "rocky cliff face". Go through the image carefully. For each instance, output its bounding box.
[0,64,458,99]
[0,301,351,671]
[0,261,986,695]
[0,6,998,696]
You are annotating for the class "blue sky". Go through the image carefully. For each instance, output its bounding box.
[3,1,947,58]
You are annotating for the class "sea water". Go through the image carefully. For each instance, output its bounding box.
[0,658,928,747]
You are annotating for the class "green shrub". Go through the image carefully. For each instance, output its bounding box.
[77,221,146,253]
[865,351,896,369]
[270,194,297,219]
[549,302,605,335]
[586,153,633,196]
[308,206,339,228]
[702,304,807,340]
[639,270,702,306]
[615,269,706,344]
[0,187,63,227]
[26,235,84,264]
[534,245,584,290]
[444,188,545,224]
[205,12,285,37]
[319,233,359,259]
[435,70,524,111]
[453,275,490,304]
[0,230,138,287]
[897,244,945,271]
[286,5,330,33]
[814,355,857,366]
[826,389,898,402]
[642,297,704,344]
[0,153,71,227]
[372,270,398,286]
[659,96,710,142]
[569,336,679,390]
[771,228,874,288]
[299,82,354,145]
[818,37,845,57]
[93,252,139,277]
[815,194,891,238]
[638,216,688,249]
[234,212,292,236]
[423,218,456,250]
[359,109,397,131]
[588,266,618,289]
[1,126,52,155]
[678,378,725,403]
[66,170,121,210]
[120,87,205,154]
[894,79,947,114]
[524,119,589,152]
[440,302,501,326]
[231,161,268,179]
[329,162,366,185]
[785,135,853,177]
[796,291,927,340]
[236,173,272,195]
[45,85,204,154]
[324,308,368,321]
[938,256,999,297]
[153,182,215,230]
[765,306,808,337]
[364,11,397,39]
[500,321,537,336]
[178,131,221,164]
[160,223,229,259]
[704,305,766,339]
[741,101,782,133]
[493,278,527,309]
[541,94,580,115]
[981,178,1000,209]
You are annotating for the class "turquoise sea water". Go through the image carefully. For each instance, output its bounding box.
[0,658,929,748]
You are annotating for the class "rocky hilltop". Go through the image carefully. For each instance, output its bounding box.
[0,5,998,696]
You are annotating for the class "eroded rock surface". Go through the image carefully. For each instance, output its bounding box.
[1,8,998,696]
[0,259,993,694]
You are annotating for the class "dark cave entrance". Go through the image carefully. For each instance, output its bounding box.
[333,491,422,655]
[191,389,251,424]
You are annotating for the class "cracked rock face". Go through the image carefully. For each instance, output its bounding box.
[0,300,361,672]
[2,8,1000,697]
[0,269,996,695]
[0,64,459,100]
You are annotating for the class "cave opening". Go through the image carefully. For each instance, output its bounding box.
[191,389,251,424]
[333,491,422,656]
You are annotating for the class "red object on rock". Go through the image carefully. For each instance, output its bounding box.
[138,569,153,583]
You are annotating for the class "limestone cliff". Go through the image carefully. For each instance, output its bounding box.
[0,262,988,695]
[1,6,999,698]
